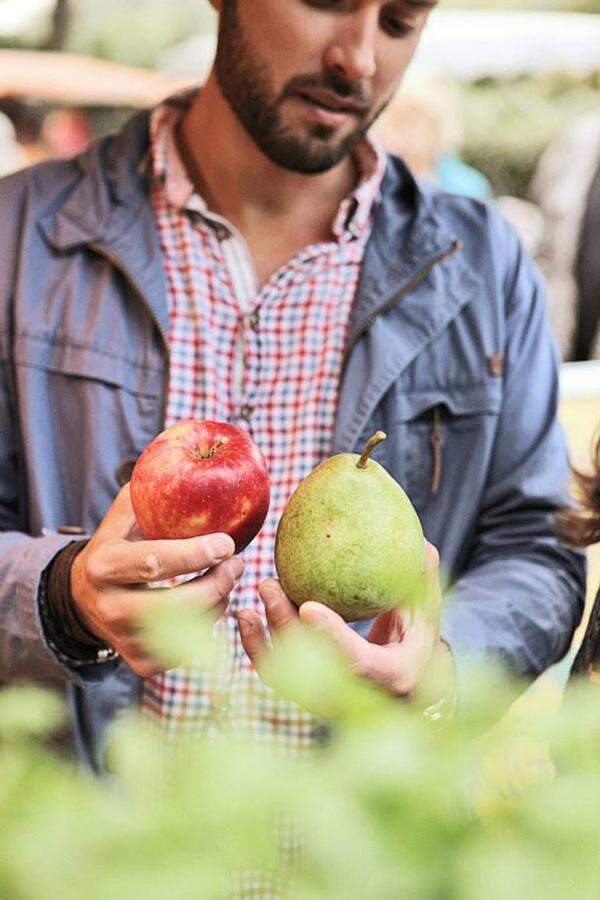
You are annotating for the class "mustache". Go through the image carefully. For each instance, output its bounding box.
[281,71,372,114]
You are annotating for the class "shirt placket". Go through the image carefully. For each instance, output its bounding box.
[199,209,260,431]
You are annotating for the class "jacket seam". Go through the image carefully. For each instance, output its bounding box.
[11,358,161,399]
[400,380,501,395]
[6,329,164,374]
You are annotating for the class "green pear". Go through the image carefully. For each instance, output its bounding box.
[274,432,426,622]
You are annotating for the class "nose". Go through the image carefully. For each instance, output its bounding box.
[323,11,378,83]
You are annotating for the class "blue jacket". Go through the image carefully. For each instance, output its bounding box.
[0,107,585,771]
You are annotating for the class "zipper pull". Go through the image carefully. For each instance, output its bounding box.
[429,406,443,494]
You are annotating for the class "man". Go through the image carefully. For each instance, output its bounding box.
[0,0,585,772]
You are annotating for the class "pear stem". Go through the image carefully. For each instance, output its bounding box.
[357,431,387,468]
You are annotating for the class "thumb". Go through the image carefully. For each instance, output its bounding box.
[299,602,365,661]
[94,483,138,542]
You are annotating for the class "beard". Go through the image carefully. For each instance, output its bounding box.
[214,0,385,174]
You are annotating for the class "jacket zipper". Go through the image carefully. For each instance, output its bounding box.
[342,239,462,369]
[88,243,170,430]
[429,405,443,494]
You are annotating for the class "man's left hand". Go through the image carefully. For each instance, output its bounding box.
[238,542,445,700]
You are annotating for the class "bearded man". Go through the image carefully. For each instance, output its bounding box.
[0,0,585,772]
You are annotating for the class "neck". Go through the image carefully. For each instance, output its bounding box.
[178,75,358,233]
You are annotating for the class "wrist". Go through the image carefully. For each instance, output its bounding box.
[415,637,457,725]
[67,547,105,648]
[40,541,117,666]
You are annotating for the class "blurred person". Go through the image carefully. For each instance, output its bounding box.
[530,110,600,361]
[41,108,92,158]
[0,111,26,176]
[494,193,545,261]
[559,434,600,682]
[375,80,545,257]
[374,79,492,199]
[0,98,48,167]
[0,0,585,793]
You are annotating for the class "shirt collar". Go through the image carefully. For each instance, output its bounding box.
[150,94,387,240]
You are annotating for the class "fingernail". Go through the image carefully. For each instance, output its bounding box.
[237,611,254,630]
[226,557,244,579]
[209,535,234,560]
[301,605,328,627]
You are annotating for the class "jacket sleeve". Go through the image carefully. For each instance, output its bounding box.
[0,355,101,685]
[0,168,113,687]
[440,217,586,687]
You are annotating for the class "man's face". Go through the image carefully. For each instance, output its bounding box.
[214,0,435,174]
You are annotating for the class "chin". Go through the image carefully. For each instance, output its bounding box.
[271,134,360,175]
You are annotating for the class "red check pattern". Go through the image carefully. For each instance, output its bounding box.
[141,91,384,782]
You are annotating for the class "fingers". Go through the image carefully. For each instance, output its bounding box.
[365,612,439,697]
[149,557,244,615]
[238,609,269,674]
[367,608,405,646]
[298,602,366,664]
[259,579,299,636]
[423,539,442,627]
[85,533,237,586]
[108,635,165,679]
[94,483,138,541]
[424,539,440,570]
[81,559,244,678]
[239,582,298,683]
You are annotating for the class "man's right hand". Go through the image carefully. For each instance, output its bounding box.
[70,484,244,678]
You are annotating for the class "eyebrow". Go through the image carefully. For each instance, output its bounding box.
[401,0,438,8]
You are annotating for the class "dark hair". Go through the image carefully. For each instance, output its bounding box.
[557,433,600,547]
[0,99,45,144]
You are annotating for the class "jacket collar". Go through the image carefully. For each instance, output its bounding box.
[38,108,170,339]
[347,154,481,347]
[333,157,484,453]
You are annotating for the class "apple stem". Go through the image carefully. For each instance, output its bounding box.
[207,439,225,458]
[357,431,387,468]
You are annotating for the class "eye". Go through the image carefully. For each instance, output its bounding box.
[380,11,415,38]
[304,0,350,8]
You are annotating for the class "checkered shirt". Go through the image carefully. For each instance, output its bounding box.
[141,91,385,784]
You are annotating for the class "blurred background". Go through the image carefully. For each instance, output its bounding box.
[1,0,599,692]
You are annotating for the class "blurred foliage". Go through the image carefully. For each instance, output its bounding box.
[1,602,600,899]
[445,0,600,10]
[62,0,215,67]
[459,71,600,198]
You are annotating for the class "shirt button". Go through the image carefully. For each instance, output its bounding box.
[249,311,260,330]
[215,225,229,241]
[239,404,253,421]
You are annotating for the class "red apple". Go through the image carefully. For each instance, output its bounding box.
[130,420,270,553]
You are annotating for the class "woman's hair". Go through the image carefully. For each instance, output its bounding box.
[557,433,600,547]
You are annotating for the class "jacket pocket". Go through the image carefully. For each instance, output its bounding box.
[14,333,163,399]
[391,382,502,509]
[11,333,165,531]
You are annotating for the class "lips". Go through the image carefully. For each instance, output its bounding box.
[296,88,367,117]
